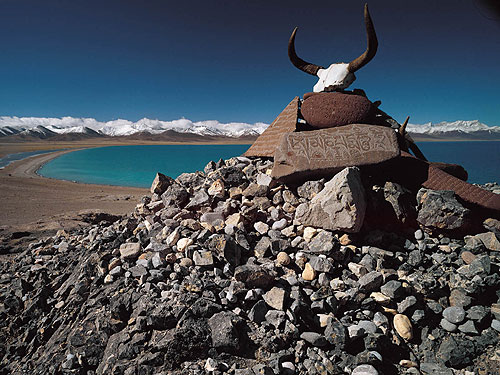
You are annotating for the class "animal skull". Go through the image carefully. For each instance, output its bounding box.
[313,63,355,92]
[289,3,378,92]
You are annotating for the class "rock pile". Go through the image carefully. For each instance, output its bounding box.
[1,156,500,375]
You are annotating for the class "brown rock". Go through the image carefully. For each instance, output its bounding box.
[393,314,413,341]
[302,263,317,281]
[461,251,476,265]
[272,124,399,181]
[244,97,299,157]
[301,92,374,128]
[150,172,174,195]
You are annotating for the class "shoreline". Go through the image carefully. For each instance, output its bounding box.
[0,147,148,234]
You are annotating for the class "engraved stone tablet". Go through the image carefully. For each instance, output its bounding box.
[244,97,299,158]
[272,124,400,181]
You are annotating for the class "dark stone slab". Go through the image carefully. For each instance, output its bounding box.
[301,92,374,128]
[272,124,399,181]
[244,97,299,157]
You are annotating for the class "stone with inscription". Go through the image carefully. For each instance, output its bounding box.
[272,124,399,181]
[244,97,299,158]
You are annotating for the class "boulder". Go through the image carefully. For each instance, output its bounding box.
[301,92,374,128]
[295,167,366,232]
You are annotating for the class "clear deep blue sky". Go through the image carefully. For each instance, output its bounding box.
[0,0,499,125]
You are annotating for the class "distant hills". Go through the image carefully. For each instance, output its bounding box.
[0,116,499,142]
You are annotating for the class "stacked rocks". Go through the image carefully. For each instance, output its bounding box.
[1,156,500,375]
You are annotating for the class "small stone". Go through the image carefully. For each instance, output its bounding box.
[299,332,327,347]
[443,306,466,324]
[193,250,214,266]
[265,310,286,328]
[414,229,424,240]
[165,253,176,263]
[176,238,193,252]
[166,228,181,247]
[491,319,500,332]
[263,287,286,310]
[358,271,383,293]
[208,179,225,198]
[303,227,317,242]
[119,242,141,260]
[254,222,269,235]
[256,173,273,187]
[281,361,295,374]
[352,364,378,375]
[461,251,477,264]
[272,218,288,231]
[205,358,218,372]
[339,233,352,245]
[380,280,404,299]
[302,263,317,281]
[249,300,268,323]
[397,295,417,314]
[440,318,457,332]
[104,274,113,284]
[150,172,174,195]
[276,252,291,266]
[393,314,413,341]
[475,232,500,251]
[458,320,478,335]
[370,292,391,305]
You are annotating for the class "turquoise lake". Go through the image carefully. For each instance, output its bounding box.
[37,142,499,187]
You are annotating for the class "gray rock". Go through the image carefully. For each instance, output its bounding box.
[295,167,366,233]
[249,300,268,323]
[297,180,324,199]
[161,183,189,208]
[193,250,214,266]
[299,332,328,347]
[358,320,377,334]
[416,188,470,231]
[419,363,453,375]
[234,264,275,289]
[491,319,500,332]
[208,311,239,350]
[466,305,489,323]
[458,320,478,335]
[414,229,424,240]
[352,364,378,375]
[185,189,210,210]
[398,295,417,314]
[306,230,336,254]
[380,280,404,299]
[308,256,334,273]
[440,318,457,332]
[272,218,288,231]
[442,306,466,324]
[119,242,141,260]
[256,173,273,187]
[358,271,383,293]
[324,318,346,347]
[265,309,286,328]
[437,336,475,367]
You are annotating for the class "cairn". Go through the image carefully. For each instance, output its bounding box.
[1,4,500,375]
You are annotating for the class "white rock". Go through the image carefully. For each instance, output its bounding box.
[177,238,193,252]
[254,221,269,235]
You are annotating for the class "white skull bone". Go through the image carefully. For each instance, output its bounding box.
[313,63,356,93]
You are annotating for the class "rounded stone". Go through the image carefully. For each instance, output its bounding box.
[301,92,374,129]
[352,364,379,375]
[276,252,291,266]
[414,229,424,240]
[393,314,413,341]
[440,318,457,332]
[443,306,466,324]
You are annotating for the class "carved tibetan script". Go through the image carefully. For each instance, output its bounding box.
[272,124,400,179]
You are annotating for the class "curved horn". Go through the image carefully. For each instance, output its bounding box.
[348,3,378,73]
[288,27,324,76]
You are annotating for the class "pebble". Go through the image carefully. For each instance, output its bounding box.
[442,306,466,324]
[393,314,413,341]
[276,251,291,266]
[176,238,193,252]
[302,263,317,281]
[254,221,269,235]
[440,318,457,332]
[352,364,378,375]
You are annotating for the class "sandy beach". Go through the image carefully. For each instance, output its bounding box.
[0,148,148,234]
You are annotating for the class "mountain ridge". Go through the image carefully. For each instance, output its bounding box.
[0,116,499,141]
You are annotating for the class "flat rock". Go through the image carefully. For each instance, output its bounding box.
[263,287,286,310]
[295,167,366,233]
[474,232,500,251]
[442,306,466,324]
[119,242,141,260]
[272,124,399,181]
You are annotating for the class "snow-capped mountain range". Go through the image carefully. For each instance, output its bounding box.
[0,116,268,138]
[0,116,498,140]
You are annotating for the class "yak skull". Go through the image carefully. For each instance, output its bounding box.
[289,4,377,92]
[314,63,355,92]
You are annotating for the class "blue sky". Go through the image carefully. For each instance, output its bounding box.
[0,0,499,126]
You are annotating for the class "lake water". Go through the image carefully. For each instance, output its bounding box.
[0,149,64,168]
[37,142,499,187]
